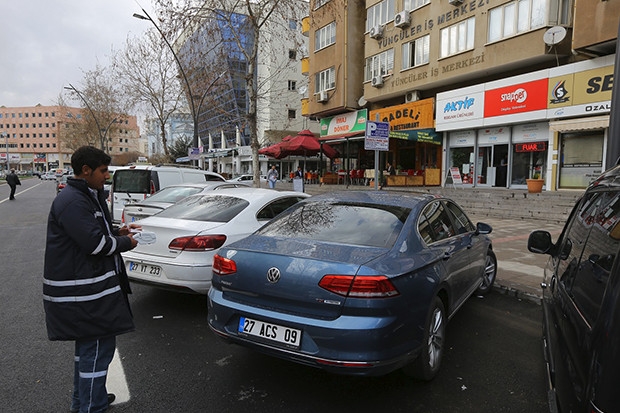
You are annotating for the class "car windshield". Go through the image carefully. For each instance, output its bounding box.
[113,170,150,193]
[155,194,249,222]
[145,186,204,203]
[257,201,410,248]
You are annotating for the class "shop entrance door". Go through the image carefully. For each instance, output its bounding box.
[476,146,491,185]
[476,145,508,187]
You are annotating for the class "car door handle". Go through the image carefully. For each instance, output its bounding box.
[443,251,452,260]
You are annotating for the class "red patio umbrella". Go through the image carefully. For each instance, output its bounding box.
[279,130,338,159]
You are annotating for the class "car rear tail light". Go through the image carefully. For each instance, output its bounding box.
[319,275,399,298]
[168,235,227,251]
[121,210,125,224]
[150,180,156,195]
[213,254,237,275]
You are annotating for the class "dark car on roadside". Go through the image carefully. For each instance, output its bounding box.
[208,191,496,378]
[528,164,620,413]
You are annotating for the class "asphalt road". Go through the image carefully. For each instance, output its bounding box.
[0,178,548,412]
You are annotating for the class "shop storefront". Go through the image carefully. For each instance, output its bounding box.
[437,54,614,191]
[370,98,442,186]
[557,130,605,188]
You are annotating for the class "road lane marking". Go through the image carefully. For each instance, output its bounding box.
[107,349,130,404]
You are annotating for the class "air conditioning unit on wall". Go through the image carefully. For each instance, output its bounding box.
[317,90,328,103]
[371,76,384,88]
[369,25,384,39]
[394,11,411,28]
[405,90,420,103]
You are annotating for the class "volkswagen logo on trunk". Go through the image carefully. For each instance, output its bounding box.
[266,267,281,284]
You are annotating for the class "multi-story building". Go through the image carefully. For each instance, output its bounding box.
[145,111,193,157]
[176,4,318,150]
[0,105,140,172]
[302,0,618,191]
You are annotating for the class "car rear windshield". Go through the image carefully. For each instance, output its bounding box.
[113,170,151,193]
[146,186,204,203]
[257,201,410,248]
[155,194,249,222]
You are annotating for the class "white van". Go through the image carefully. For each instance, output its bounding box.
[110,165,226,225]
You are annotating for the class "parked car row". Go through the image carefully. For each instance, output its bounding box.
[114,172,497,380]
[109,161,620,408]
[110,164,227,225]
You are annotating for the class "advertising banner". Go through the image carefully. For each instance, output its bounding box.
[484,78,548,118]
[320,109,367,138]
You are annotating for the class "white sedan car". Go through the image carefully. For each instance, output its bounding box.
[227,174,268,184]
[122,188,310,294]
[122,181,249,224]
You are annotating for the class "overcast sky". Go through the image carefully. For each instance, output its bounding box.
[1,0,153,108]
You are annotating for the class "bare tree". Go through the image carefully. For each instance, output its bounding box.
[56,93,100,151]
[61,64,130,153]
[154,0,306,187]
[112,28,185,157]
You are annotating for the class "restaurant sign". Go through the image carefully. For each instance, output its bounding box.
[370,98,441,144]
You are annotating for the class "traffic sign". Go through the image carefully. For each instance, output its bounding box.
[364,121,390,151]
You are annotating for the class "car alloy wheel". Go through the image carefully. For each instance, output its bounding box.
[403,296,446,381]
[476,250,497,295]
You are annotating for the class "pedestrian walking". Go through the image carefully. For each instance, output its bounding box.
[294,166,303,179]
[6,168,21,200]
[43,146,141,413]
[267,165,278,189]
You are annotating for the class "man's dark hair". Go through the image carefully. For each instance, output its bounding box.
[71,146,111,176]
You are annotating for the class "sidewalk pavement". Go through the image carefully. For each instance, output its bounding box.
[467,214,562,303]
[275,180,566,303]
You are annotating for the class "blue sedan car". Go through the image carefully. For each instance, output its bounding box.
[208,191,496,378]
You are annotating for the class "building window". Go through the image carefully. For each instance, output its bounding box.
[288,80,297,91]
[365,49,394,81]
[315,22,336,51]
[402,34,430,70]
[288,109,296,119]
[488,0,546,43]
[366,0,395,31]
[404,0,429,11]
[440,17,475,58]
[288,19,297,30]
[315,67,335,93]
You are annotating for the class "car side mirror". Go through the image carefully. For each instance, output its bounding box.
[528,230,554,255]
[475,222,492,235]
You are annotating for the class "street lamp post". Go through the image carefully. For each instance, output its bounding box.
[64,84,108,152]
[133,10,227,161]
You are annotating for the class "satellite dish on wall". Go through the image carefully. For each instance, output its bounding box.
[298,85,308,95]
[358,96,367,107]
[543,26,567,46]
